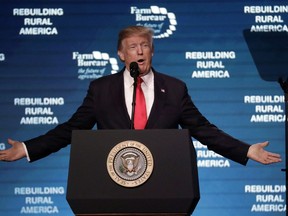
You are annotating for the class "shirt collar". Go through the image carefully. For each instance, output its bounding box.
[124,68,153,88]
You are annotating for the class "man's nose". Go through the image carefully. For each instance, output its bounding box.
[137,45,143,54]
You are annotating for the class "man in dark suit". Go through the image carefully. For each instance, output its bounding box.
[0,26,281,165]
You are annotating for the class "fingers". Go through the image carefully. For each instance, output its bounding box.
[262,151,282,165]
[0,139,26,162]
[0,138,16,157]
[268,153,282,162]
[7,138,17,146]
[257,141,269,149]
[267,152,281,159]
[0,149,8,161]
[0,155,8,162]
[0,146,7,161]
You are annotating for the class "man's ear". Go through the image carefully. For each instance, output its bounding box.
[117,50,125,62]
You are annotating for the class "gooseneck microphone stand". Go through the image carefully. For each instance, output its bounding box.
[129,62,139,129]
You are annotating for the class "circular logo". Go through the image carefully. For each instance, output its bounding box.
[107,140,154,187]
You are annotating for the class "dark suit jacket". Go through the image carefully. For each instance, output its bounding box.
[25,68,250,164]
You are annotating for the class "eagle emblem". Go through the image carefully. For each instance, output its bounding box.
[120,152,142,176]
[107,140,154,187]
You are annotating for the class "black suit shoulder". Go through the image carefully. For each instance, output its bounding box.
[89,71,123,86]
[154,70,185,85]
[153,69,188,96]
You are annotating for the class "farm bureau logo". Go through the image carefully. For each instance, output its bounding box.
[130,5,177,38]
[72,51,119,80]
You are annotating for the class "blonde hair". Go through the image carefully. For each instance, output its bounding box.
[117,26,154,51]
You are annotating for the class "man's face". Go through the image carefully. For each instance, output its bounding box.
[118,35,153,76]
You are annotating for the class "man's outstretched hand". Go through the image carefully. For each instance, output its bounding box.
[0,139,26,162]
[247,141,282,165]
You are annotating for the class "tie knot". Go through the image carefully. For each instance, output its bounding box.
[137,77,143,85]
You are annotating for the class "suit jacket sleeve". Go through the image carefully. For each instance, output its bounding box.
[23,71,128,162]
[179,83,250,165]
[151,72,250,165]
[24,81,98,162]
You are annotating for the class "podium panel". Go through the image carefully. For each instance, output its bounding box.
[66,129,200,216]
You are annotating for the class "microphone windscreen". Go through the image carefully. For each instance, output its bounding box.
[129,62,139,78]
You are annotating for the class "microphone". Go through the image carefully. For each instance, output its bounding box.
[129,62,139,129]
[129,62,139,79]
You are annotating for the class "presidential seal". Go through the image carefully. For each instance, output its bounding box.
[107,140,154,187]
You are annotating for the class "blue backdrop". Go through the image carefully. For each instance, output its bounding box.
[0,0,286,215]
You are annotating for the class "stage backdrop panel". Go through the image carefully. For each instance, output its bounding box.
[0,0,286,215]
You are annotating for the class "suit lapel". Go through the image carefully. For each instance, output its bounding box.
[112,68,167,129]
[111,70,132,128]
[146,71,166,128]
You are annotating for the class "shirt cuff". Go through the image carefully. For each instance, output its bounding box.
[22,142,31,162]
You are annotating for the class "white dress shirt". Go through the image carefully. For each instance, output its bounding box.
[123,68,154,118]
